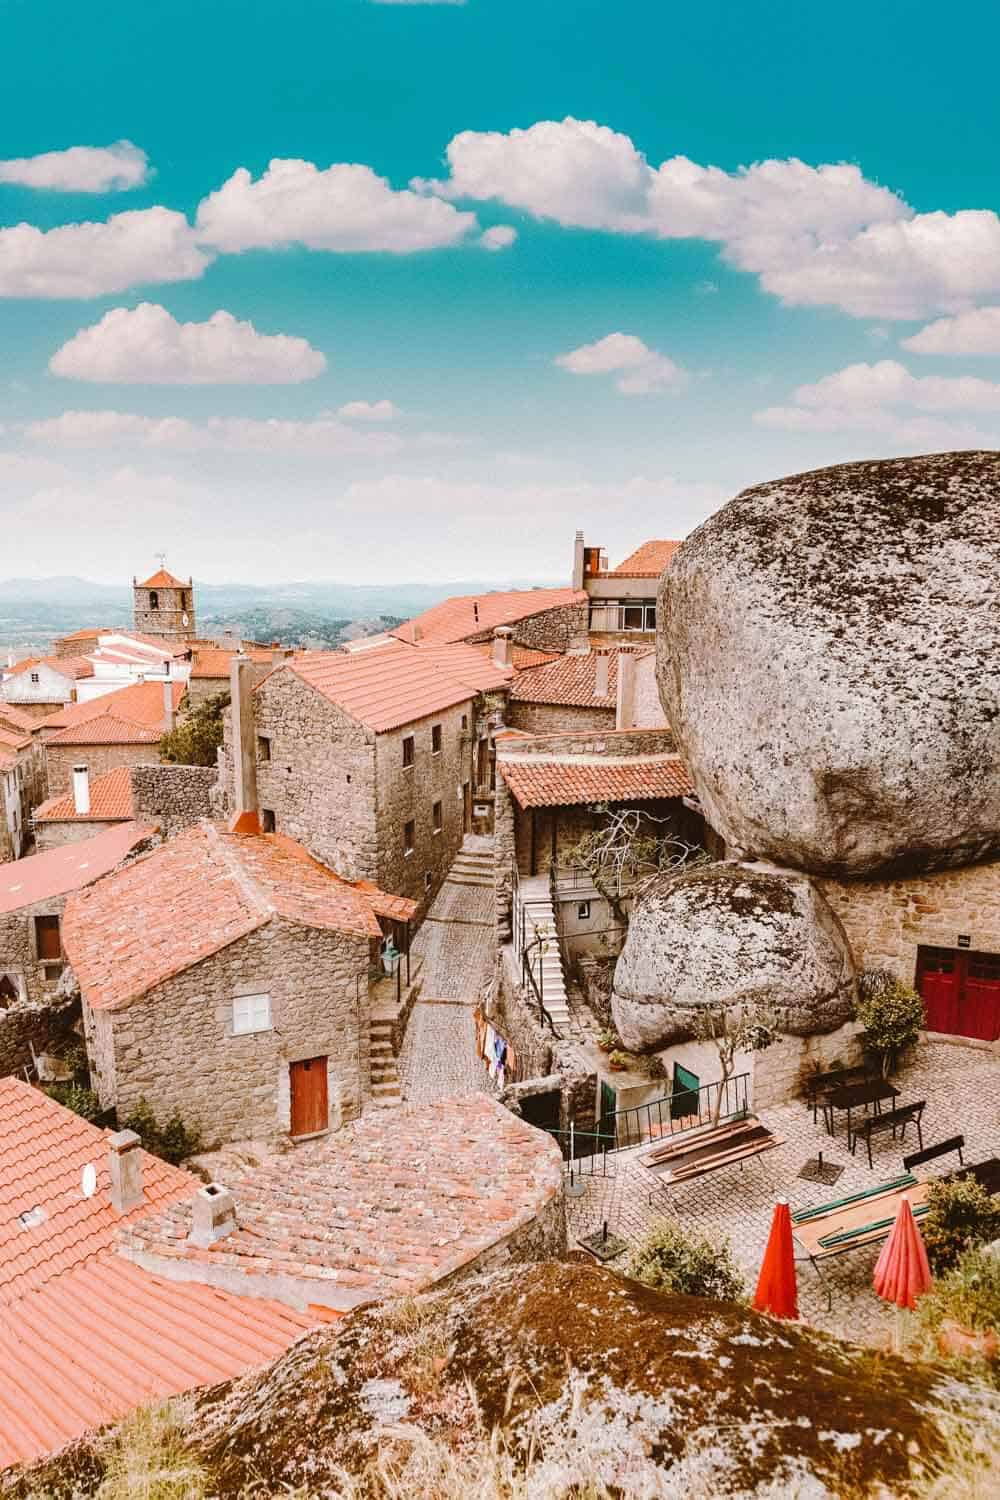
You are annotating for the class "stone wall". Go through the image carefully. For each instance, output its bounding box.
[130,764,216,837]
[35,819,122,851]
[0,897,71,1006]
[0,994,80,1079]
[439,1187,566,1290]
[816,859,1000,984]
[463,600,588,654]
[500,726,676,759]
[46,741,161,799]
[494,771,516,941]
[87,915,371,1146]
[492,945,555,1079]
[618,651,668,730]
[507,700,616,736]
[185,676,229,710]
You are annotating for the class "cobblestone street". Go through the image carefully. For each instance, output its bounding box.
[565,1039,999,1346]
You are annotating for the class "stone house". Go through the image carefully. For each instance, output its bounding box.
[32,765,135,849]
[64,819,417,1145]
[506,646,667,735]
[41,678,185,797]
[220,637,513,919]
[572,532,680,643]
[74,630,192,704]
[186,642,276,708]
[0,655,94,718]
[0,820,157,1013]
[0,718,46,861]
[393,586,588,653]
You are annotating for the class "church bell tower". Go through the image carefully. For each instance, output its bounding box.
[133,556,196,640]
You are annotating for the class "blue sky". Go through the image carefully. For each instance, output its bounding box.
[2,0,1000,583]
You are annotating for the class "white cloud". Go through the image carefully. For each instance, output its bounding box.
[421,116,1000,320]
[479,224,517,251]
[0,141,149,193]
[49,303,327,385]
[903,306,1000,356]
[555,332,688,395]
[0,208,210,298]
[196,158,478,254]
[24,408,400,455]
[336,400,399,421]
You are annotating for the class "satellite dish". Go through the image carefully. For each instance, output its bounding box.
[81,1163,97,1198]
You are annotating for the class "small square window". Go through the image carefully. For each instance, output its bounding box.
[30,673,40,684]
[233,993,272,1035]
[402,735,415,768]
[432,799,443,834]
[261,808,276,833]
[577,900,591,921]
[404,819,415,855]
[257,735,271,761]
[431,724,442,755]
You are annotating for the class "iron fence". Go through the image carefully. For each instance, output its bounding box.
[600,1072,751,1153]
[544,1128,618,1178]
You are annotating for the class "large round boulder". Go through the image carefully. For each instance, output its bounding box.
[611,863,856,1051]
[657,451,1000,876]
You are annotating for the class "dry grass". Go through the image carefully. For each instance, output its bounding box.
[93,1406,209,1500]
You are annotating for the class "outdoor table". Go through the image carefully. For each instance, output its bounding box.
[638,1116,784,1207]
[822,1078,898,1142]
[792,1175,930,1307]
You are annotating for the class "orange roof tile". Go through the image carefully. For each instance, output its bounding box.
[0,822,157,915]
[63,822,404,1012]
[472,643,561,672]
[0,1077,193,1307]
[41,678,185,736]
[190,644,273,679]
[138,566,188,588]
[510,650,638,709]
[45,713,165,746]
[393,588,587,645]
[0,725,31,753]
[499,754,693,808]
[0,703,44,734]
[33,765,134,824]
[607,539,681,577]
[353,880,419,923]
[0,1255,315,1469]
[283,637,511,733]
[55,626,108,642]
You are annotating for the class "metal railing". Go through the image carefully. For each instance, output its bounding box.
[599,1072,752,1153]
[544,1128,617,1177]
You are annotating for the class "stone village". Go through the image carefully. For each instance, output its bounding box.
[0,453,999,1483]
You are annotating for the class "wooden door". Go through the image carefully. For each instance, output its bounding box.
[289,1056,329,1137]
[916,947,960,1034]
[963,952,1000,1042]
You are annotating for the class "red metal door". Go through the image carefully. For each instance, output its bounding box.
[962,952,1000,1042]
[289,1057,329,1137]
[916,948,961,1034]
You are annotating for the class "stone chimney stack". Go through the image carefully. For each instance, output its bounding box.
[229,652,260,831]
[572,529,586,591]
[162,679,175,733]
[188,1183,237,1247]
[108,1129,144,1214]
[594,651,610,699]
[72,764,91,816]
[616,650,636,729]
[492,626,514,670]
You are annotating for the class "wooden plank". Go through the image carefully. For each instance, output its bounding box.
[793,1181,930,1261]
[640,1118,756,1167]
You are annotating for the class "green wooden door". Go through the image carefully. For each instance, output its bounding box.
[671,1063,700,1121]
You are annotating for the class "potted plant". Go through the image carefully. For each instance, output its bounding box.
[596,1029,618,1053]
[856,970,924,1077]
[607,1050,629,1072]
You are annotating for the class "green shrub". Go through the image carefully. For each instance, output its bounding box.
[160,691,229,768]
[628,1218,745,1301]
[923,1177,1000,1275]
[43,1081,102,1121]
[856,970,924,1072]
[122,1097,202,1165]
[916,1248,1000,1377]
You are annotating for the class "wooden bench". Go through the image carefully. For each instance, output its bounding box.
[904,1137,1000,1197]
[638,1116,783,1205]
[851,1099,925,1170]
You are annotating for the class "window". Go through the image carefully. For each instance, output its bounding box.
[577,900,591,921]
[424,870,433,891]
[34,915,61,962]
[461,714,468,731]
[30,672,39,684]
[431,723,442,755]
[402,735,415,768]
[404,819,415,855]
[257,735,271,761]
[261,808,276,833]
[232,993,272,1035]
[432,799,443,834]
[149,590,159,610]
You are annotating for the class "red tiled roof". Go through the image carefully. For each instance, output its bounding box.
[607,539,681,577]
[45,713,164,746]
[0,725,31,753]
[33,766,134,824]
[0,1077,193,1307]
[284,637,511,733]
[511,650,629,709]
[499,754,693,808]
[0,822,157,915]
[4,655,93,682]
[353,880,419,923]
[393,588,586,645]
[41,678,185,736]
[119,1094,563,1308]
[0,704,43,734]
[0,1255,315,1469]
[63,822,403,1013]
[138,567,188,588]
[55,627,107,642]
[472,643,561,672]
[191,644,272,679]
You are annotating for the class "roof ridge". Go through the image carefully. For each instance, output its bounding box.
[206,821,275,922]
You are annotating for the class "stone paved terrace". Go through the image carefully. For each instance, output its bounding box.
[566,1038,999,1346]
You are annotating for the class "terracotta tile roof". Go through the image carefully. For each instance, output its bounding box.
[191,644,272,679]
[0,1255,315,1469]
[138,567,188,588]
[0,821,157,915]
[607,539,681,577]
[472,644,561,672]
[511,650,630,709]
[63,822,402,1013]
[0,1078,193,1307]
[55,627,107,642]
[41,678,185,736]
[353,880,419,923]
[0,704,43,734]
[119,1094,563,1309]
[5,654,93,682]
[499,754,694,808]
[45,713,165,746]
[33,766,134,824]
[393,588,587,645]
[284,637,511,733]
[0,724,31,753]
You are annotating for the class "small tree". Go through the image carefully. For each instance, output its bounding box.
[160,691,229,768]
[694,1001,782,1121]
[566,805,704,925]
[922,1176,1000,1275]
[628,1219,745,1301]
[856,969,924,1077]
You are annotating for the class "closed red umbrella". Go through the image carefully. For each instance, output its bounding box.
[753,1198,799,1320]
[873,1195,933,1311]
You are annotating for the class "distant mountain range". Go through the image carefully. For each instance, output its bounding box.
[0,574,565,654]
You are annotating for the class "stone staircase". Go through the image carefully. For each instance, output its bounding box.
[517,875,571,1032]
[369,1014,402,1107]
[448,838,494,887]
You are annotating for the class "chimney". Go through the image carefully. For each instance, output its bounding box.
[229,652,259,827]
[572,529,585,591]
[72,764,91,816]
[616,649,636,729]
[162,679,175,733]
[472,600,479,625]
[492,626,513,670]
[188,1183,237,1247]
[108,1129,144,1213]
[594,651,610,699]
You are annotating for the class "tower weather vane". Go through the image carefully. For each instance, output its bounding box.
[154,551,167,569]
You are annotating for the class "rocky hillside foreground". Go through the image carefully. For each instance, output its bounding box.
[5,1261,998,1499]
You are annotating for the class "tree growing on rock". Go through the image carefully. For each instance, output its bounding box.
[567,805,704,926]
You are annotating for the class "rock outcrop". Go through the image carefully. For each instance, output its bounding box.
[5,1260,997,1499]
[612,863,856,1051]
[658,451,1000,877]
